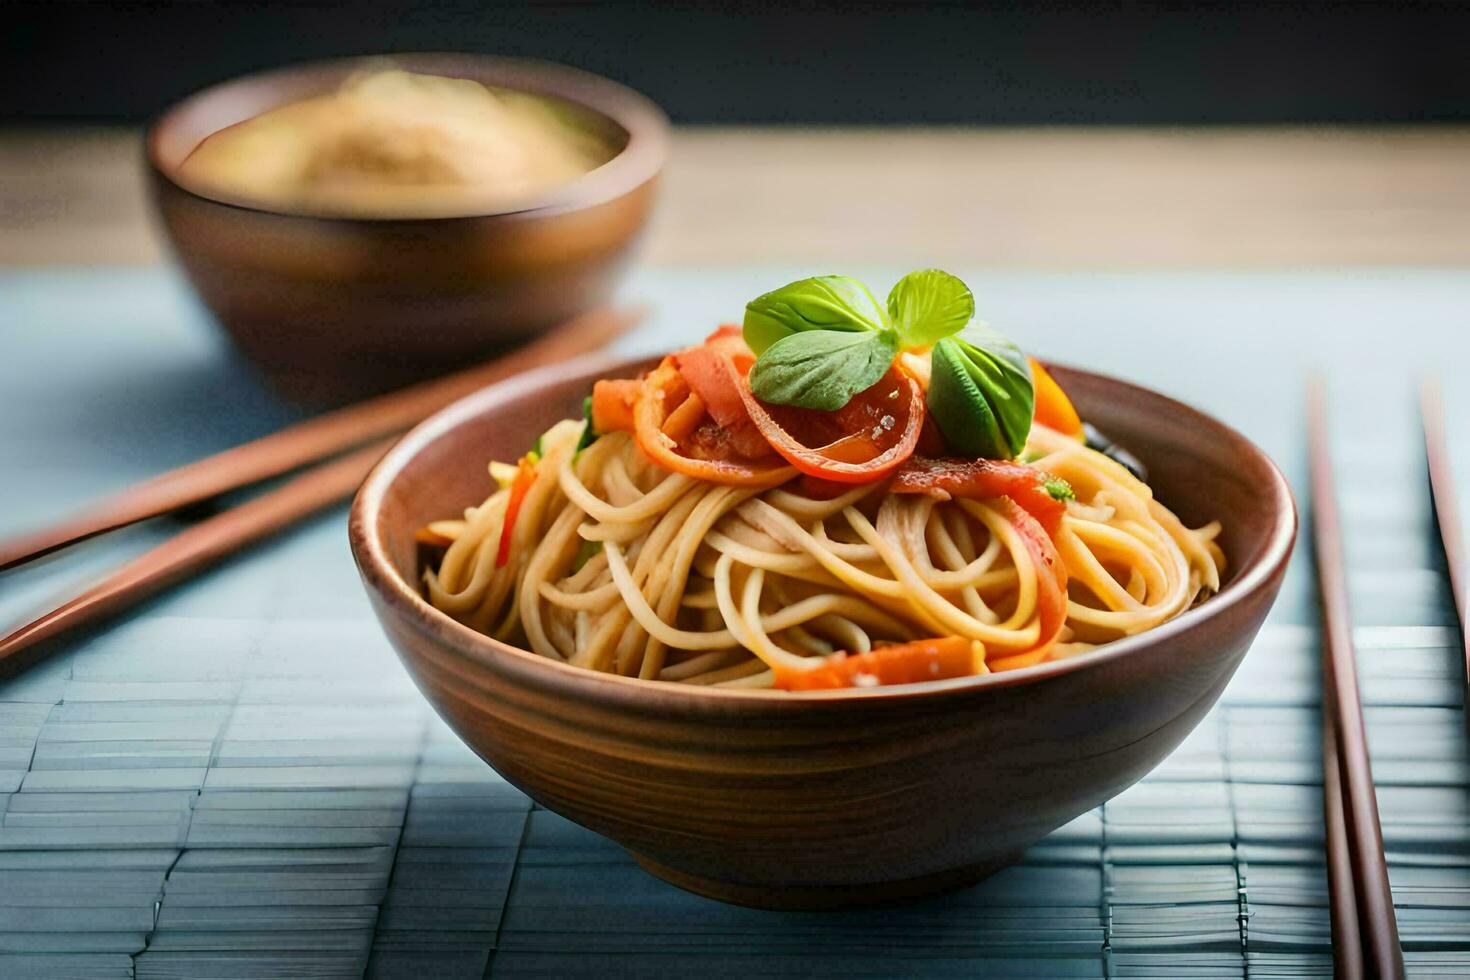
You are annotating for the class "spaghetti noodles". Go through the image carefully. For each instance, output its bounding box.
[419,270,1224,690]
[421,415,1223,689]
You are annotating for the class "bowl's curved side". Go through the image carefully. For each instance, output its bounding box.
[150,171,655,401]
[365,577,1279,907]
[349,355,1297,907]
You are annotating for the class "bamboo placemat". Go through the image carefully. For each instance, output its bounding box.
[2,267,1468,978]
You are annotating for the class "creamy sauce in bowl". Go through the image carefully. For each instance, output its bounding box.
[177,69,618,218]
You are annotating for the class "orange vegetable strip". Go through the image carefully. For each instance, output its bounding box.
[775,636,976,690]
[989,496,1068,665]
[495,455,538,568]
[660,390,707,444]
[1030,358,1084,439]
[591,378,639,434]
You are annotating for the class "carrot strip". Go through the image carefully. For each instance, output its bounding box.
[774,636,977,690]
[495,455,538,567]
[591,378,639,433]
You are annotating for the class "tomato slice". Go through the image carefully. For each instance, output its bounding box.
[774,636,977,690]
[633,358,793,486]
[984,497,1068,670]
[737,367,924,483]
[673,337,771,460]
[890,456,1066,534]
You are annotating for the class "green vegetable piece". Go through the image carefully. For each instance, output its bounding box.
[743,275,888,356]
[747,329,899,411]
[926,324,1035,459]
[1043,477,1075,501]
[576,395,598,454]
[887,269,975,348]
[572,537,602,572]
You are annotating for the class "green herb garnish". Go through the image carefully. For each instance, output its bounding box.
[746,329,899,413]
[576,395,598,454]
[742,269,1035,461]
[743,275,888,356]
[887,269,974,347]
[927,324,1034,460]
[1044,477,1075,502]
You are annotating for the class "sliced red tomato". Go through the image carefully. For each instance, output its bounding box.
[673,335,771,459]
[737,367,925,484]
[632,358,792,486]
[890,456,1066,534]
[793,474,857,500]
[916,412,949,456]
[774,636,977,690]
[984,497,1068,670]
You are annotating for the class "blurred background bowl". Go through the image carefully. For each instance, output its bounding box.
[146,53,667,404]
[349,354,1297,910]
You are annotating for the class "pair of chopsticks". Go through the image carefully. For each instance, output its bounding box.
[0,307,639,678]
[1306,379,1404,979]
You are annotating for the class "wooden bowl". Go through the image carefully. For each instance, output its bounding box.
[146,55,667,403]
[349,355,1296,909]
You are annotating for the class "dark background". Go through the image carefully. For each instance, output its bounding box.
[6,1,1470,125]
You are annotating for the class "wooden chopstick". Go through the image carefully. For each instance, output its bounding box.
[1421,377,1470,707]
[0,438,393,678]
[0,305,641,571]
[1306,377,1405,979]
[1322,694,1365,980]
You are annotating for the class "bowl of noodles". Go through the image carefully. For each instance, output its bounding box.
[350,270,1296,908]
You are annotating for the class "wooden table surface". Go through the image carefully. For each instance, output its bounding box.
[3,126,1468,268]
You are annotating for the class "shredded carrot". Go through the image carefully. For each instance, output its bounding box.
[495,455,538,567]
[986,647,1053,671]
[774,636,977,690]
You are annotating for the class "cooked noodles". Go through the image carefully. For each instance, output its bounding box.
[422,418,1224,689]
[419,269,1226,690]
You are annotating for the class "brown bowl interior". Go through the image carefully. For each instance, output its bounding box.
[145,55,668,403]
[349,354,1296,907]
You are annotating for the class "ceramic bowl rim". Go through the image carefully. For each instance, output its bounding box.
[349,351,1298,708]
[145,53,669,222]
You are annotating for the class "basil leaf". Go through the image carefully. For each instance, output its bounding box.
[887,269,974,348]
[748,329,899,411]
[926,324,1035,459]
[743,275,889,356]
